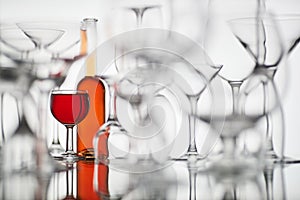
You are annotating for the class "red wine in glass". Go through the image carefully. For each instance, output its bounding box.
[50,90,89,161]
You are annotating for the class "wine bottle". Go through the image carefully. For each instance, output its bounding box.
[77,18,105,160]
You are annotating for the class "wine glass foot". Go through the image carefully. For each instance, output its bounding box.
[172,152,204,162]
[275,156,300,164]
[264,150,300,165]
[62,152,80,162]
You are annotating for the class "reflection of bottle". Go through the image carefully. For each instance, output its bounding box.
[96,163,109,198]
[77,161,106,200]
[76,18,105,159]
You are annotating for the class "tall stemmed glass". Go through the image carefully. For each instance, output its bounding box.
[272,14,300,163]
[16,21,86,162]
[175,64,223,162]
[228,12,300,163]
[46,22,84,159]
[50,90,89,161]
[196,70,282,176]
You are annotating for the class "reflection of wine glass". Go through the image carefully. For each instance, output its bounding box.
[62,164,76,200]
[50,90,89,161]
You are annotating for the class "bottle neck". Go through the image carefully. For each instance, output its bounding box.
[80,18,98,76]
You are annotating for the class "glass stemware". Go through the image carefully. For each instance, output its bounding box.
[50,90,89,161]
[196,70,282,175]
[175,64,223,162]
[17,22,65,62]
[228,12,300,164]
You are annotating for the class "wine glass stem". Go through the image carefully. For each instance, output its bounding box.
[107,83,118,121]
[0,93,5,147]
[188,168,197,200]
[187,95,198,154]
[51,122,61,145]
[66,126,74,153]
[264,170,274,200]
[133,8,145,28]
[229,81,242,114]
[38,90,50,141]
[262,81,276,153]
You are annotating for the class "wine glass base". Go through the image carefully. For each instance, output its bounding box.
[62,152,80,162]
[265,151,300,164]
[275,156,300,164]
[172,152,205,162]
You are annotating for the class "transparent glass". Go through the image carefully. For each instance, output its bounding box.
[50,90,89,162]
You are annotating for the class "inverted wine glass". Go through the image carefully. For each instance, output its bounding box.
[50,90,89,161]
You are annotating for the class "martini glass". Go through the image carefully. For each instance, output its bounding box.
[228,13,300,164]
[17,22,64,62]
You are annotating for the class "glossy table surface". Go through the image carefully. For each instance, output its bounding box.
[2,159,300,200]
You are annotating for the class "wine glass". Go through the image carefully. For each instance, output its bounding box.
[275,12,300,163]
[196,69,283,176]
[228,12,300,164]
[50,90,89,161]
[115,65,182,167]
[16,21,88,162]
[16,22,65,62]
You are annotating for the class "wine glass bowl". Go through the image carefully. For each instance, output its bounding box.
[228,12,285,70]
[16,22,65,49]
[50,90,89,161]
[0,27,36,60]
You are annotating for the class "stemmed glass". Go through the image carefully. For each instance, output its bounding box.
[175,63,223,162]
[228,12,300,164]
[197,70,282,176]
[15,21,87,162]
[50,90,89,161]
[16,22,65,62]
